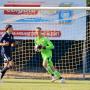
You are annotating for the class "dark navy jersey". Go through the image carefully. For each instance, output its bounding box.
[0,32,15,54]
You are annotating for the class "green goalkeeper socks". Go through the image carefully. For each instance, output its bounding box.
[46,66,54,75]
[53,71,61,79]
[45,66,61,79]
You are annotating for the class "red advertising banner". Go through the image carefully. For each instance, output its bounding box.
[0,30,61,37]
[4,3,41,15]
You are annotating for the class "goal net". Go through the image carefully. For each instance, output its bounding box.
[0,7,90,79]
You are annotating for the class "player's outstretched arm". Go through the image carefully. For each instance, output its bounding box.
[0,42,9,46]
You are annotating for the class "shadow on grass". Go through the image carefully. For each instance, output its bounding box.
[4,81,59,84]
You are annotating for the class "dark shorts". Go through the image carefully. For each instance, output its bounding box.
[3,53,12,62]
[1,51,12,62]
[1,47,13,62]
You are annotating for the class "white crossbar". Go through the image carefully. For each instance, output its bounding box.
[0,7,90,10]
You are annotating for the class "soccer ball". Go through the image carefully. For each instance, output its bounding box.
[60,78,65,84]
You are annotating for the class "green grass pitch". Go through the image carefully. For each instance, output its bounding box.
[0,79,90,90]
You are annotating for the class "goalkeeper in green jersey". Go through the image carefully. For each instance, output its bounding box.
[34,27,65,82]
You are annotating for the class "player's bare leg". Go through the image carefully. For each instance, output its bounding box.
[0,60,14,79]
[8,61,14,68]
[0,61,9,79]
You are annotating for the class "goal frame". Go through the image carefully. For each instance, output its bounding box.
[0,6,89,79]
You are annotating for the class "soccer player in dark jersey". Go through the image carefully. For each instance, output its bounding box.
[0,24,15,79]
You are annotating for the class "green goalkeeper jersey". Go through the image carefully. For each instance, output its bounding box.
[34,36,54,59]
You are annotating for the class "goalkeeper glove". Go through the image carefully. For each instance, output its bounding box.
[37,45,46,49]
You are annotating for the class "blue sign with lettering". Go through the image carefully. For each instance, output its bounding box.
[59,10,73,23]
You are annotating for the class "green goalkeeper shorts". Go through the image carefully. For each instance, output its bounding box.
[42,56,54,67]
